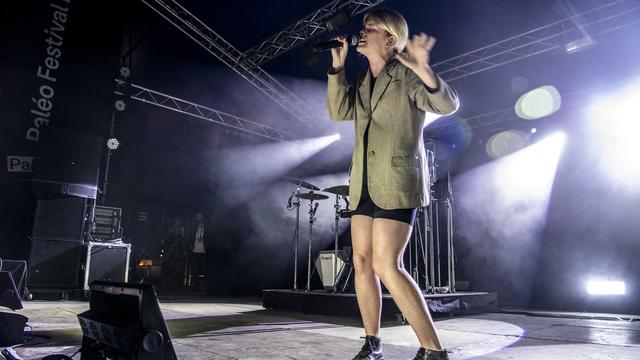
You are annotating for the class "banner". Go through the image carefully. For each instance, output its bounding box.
[0,0,127,259]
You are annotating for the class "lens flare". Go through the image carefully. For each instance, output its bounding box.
[515,85,562,120]
[586,280,626,295]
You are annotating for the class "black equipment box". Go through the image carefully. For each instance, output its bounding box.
[81,242,131,291]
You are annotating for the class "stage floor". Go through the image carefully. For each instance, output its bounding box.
[6,297,640,359]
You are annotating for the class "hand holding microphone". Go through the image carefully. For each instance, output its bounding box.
[313,34,357,52]
[326,34,357,71]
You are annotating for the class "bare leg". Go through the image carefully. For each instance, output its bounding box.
[372,218,443,351]
[351,215,381,337]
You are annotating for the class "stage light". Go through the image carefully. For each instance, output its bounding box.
[107,137,120,150]
[586,280,626,295]
[515,85,561,120]
[485,130,528,159]
[120,66,131,78]
[588,80,640,189]
[114,100,126,111]
[331,133,341,141]
[566,36,595,54]
[530,128,537,134]
[77,281,177,359]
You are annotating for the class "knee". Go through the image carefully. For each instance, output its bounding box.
[352,253,373,275]
[371,258,400,281]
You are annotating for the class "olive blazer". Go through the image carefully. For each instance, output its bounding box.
[327,59,459,210]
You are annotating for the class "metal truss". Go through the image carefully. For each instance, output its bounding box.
[115,80,297,142]
[244,0,387,66]
[433,0,640,82]
[429,85,587,139]
[141,0,314,128]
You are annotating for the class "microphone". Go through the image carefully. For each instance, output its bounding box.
[287,192,294,209]
[312,35,358,53]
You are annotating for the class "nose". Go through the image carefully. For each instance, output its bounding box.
[359,30,365,37]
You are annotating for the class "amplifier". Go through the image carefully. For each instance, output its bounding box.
[89,206,122,241]
[81,242,131,291]
[314,250,350,291]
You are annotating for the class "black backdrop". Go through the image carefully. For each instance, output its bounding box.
[0,0,127,259]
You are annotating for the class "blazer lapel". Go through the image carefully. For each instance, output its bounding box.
[371,61,395,112]
[358,70,372,115]
[357,71,373,138]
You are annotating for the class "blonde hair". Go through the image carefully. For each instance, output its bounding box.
[363,9,408,53]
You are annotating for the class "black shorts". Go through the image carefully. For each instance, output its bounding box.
[351,187,417,226]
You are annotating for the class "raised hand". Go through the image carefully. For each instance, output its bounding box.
[395,32,439,89]
[330,35,350,70]
[395,32,436,71]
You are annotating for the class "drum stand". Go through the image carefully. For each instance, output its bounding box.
[331,193,341,293]
[306,194,320,291]
[284,176,324,291]
[289,186,302,290]
[408,143,456,294]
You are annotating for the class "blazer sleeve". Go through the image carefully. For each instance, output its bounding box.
[327,67,356,121]
[406,68,460,116]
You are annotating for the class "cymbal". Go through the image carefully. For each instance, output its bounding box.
[323,185,349,196]
[295,192,329,200]
[282,176,320,191]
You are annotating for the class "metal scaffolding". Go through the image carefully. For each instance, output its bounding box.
[429,81,600,138]
[244,0,387,66]
[427,0,640,137]
[115,80,297,142]
[141,0,315,128]
[434,0,640,82]
[139,0,639,139]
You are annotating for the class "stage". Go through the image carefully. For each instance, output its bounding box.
[263,289,498,320]
[6,296,639,359]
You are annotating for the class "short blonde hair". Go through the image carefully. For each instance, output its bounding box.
[363,9,408,53]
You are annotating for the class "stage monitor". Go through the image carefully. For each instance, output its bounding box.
[77,281,176,360]
[0,312,28,347]
[314,250,350,291]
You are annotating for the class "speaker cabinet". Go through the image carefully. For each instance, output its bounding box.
[32,196,88,241]
[31,129,102,199]
[27,240,82,289]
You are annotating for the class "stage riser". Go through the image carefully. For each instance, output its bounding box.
[263,290,497,320]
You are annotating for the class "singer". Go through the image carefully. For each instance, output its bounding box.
[326,9,459,360]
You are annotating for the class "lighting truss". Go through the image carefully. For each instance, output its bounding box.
[141,0,314,128]
[433,0,640,82]
[244,0,387,66]
[115,80,297,142]
[429,85,587,139]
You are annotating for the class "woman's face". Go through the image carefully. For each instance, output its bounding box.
[357,21,392,57]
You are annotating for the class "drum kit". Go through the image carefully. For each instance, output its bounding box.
[283,176,350,292]
[280,145,456,295]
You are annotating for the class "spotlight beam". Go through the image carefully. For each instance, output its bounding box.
[215,135,341,205]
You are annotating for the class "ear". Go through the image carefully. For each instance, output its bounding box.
[387,35,397,47]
